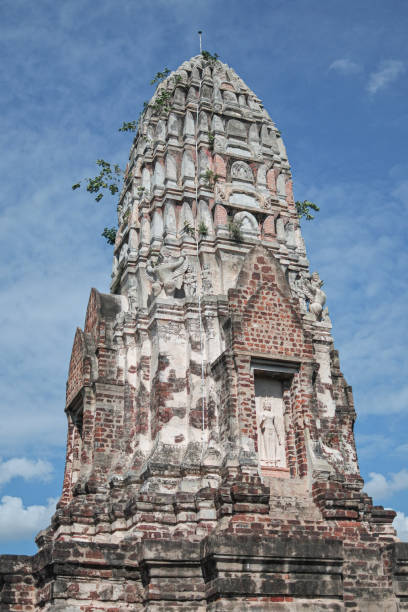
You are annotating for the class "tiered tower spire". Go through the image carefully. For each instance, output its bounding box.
[1,55,405,612]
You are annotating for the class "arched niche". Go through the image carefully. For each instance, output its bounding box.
[198,200,215,236]
[152,160,165,191]
[165,152,177,188]
[164,201,177,237]
[276,173,286,198]
[233,211,259,239]
[151,210,163,242]
[180,201,194,241]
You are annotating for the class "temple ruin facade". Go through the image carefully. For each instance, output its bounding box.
[1,54,407,611]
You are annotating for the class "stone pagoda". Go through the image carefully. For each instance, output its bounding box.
[1,54,407,611]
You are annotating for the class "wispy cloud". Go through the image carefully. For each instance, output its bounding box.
[394,511,408,541]
[365,469,408,501]
[329,58,362,75]
[0,496,57,542]
[367,60,405,94]
[0,458,53,487]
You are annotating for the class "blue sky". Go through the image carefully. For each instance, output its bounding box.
[0,0,407,554]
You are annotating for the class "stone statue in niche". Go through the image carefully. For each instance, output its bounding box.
[258,398,286,468]
[214,182,228,203]
[291,271,309,313]
[146,249,188,298]
[291,270,330,322]
[231,160,253,182]
[259,193,272,210]
[184,264,197,297]
[304,271,329,321]
[201,264,213,294]
[127,286,138,315]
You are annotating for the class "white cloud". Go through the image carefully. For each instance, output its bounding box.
[0,496,57,541]
[394,511,408,541]
[365,469,408,501]
[329,59,362,75]
[0,457,53,486]
[367,60,405,94]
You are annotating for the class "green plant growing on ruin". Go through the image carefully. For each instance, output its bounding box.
[101,227,117,245]
[150,68,171,85]
[208,131,215,151]
[201,50,219,63]
[122,209,131,225]
[72,65,180,243]
[152,89,173,115]
[201,169,219,189]
[228,218,243,242]
[118,121,139,133]
[183,221,195,238]
[198,222,208,237]
[295,200,320,221]
[72,160,123,203]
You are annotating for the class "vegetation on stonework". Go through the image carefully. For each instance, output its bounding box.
[228,218,243,242]
[201,169,219,189]
[182,220,208,240]
[183,221,195,238]
[71,58,202,243]
[208,131,215,151]
[101,227,117,245]
[201,50,219,63]
[295,200,320,221]
[198,221,209,237]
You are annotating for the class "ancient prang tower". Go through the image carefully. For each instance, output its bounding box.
[1,55,407,611]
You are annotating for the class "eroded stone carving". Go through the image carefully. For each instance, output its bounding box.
[184,264,197,297]
[258,398,286,468]
[231,160,253,182]
[214,182,228,202]
[304,271,329,321]
[201,263,213,294]
[146,249,188,298]
[158,321,184,343]
[291,271,330,321]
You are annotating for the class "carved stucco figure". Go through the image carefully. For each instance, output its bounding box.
[305,271,329,321]
[184,264,197,297]
[231,160,253,183]
[258,398,286,468]
[290,270,330,322]
[146,249,188,297]
[201,263,213,294]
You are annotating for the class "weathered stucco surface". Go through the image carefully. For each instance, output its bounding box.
[1,55,407,611]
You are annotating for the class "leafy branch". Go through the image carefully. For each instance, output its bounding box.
[295,200,320,221]
[118,120,139,133]
[72,160,123,202]
[208,131,215,151]
[201,50,219,63]
[201,169,219,189]
[101,227,117,245]
[150,68,171,85]
[183,221,209,239]
[73,57,220,244]
[152,89,173,115]
[228,218,243,242]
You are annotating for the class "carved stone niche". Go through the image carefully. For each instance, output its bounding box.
[230,161,254,184]
[233,211,259,240]
[251,358,299,480]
